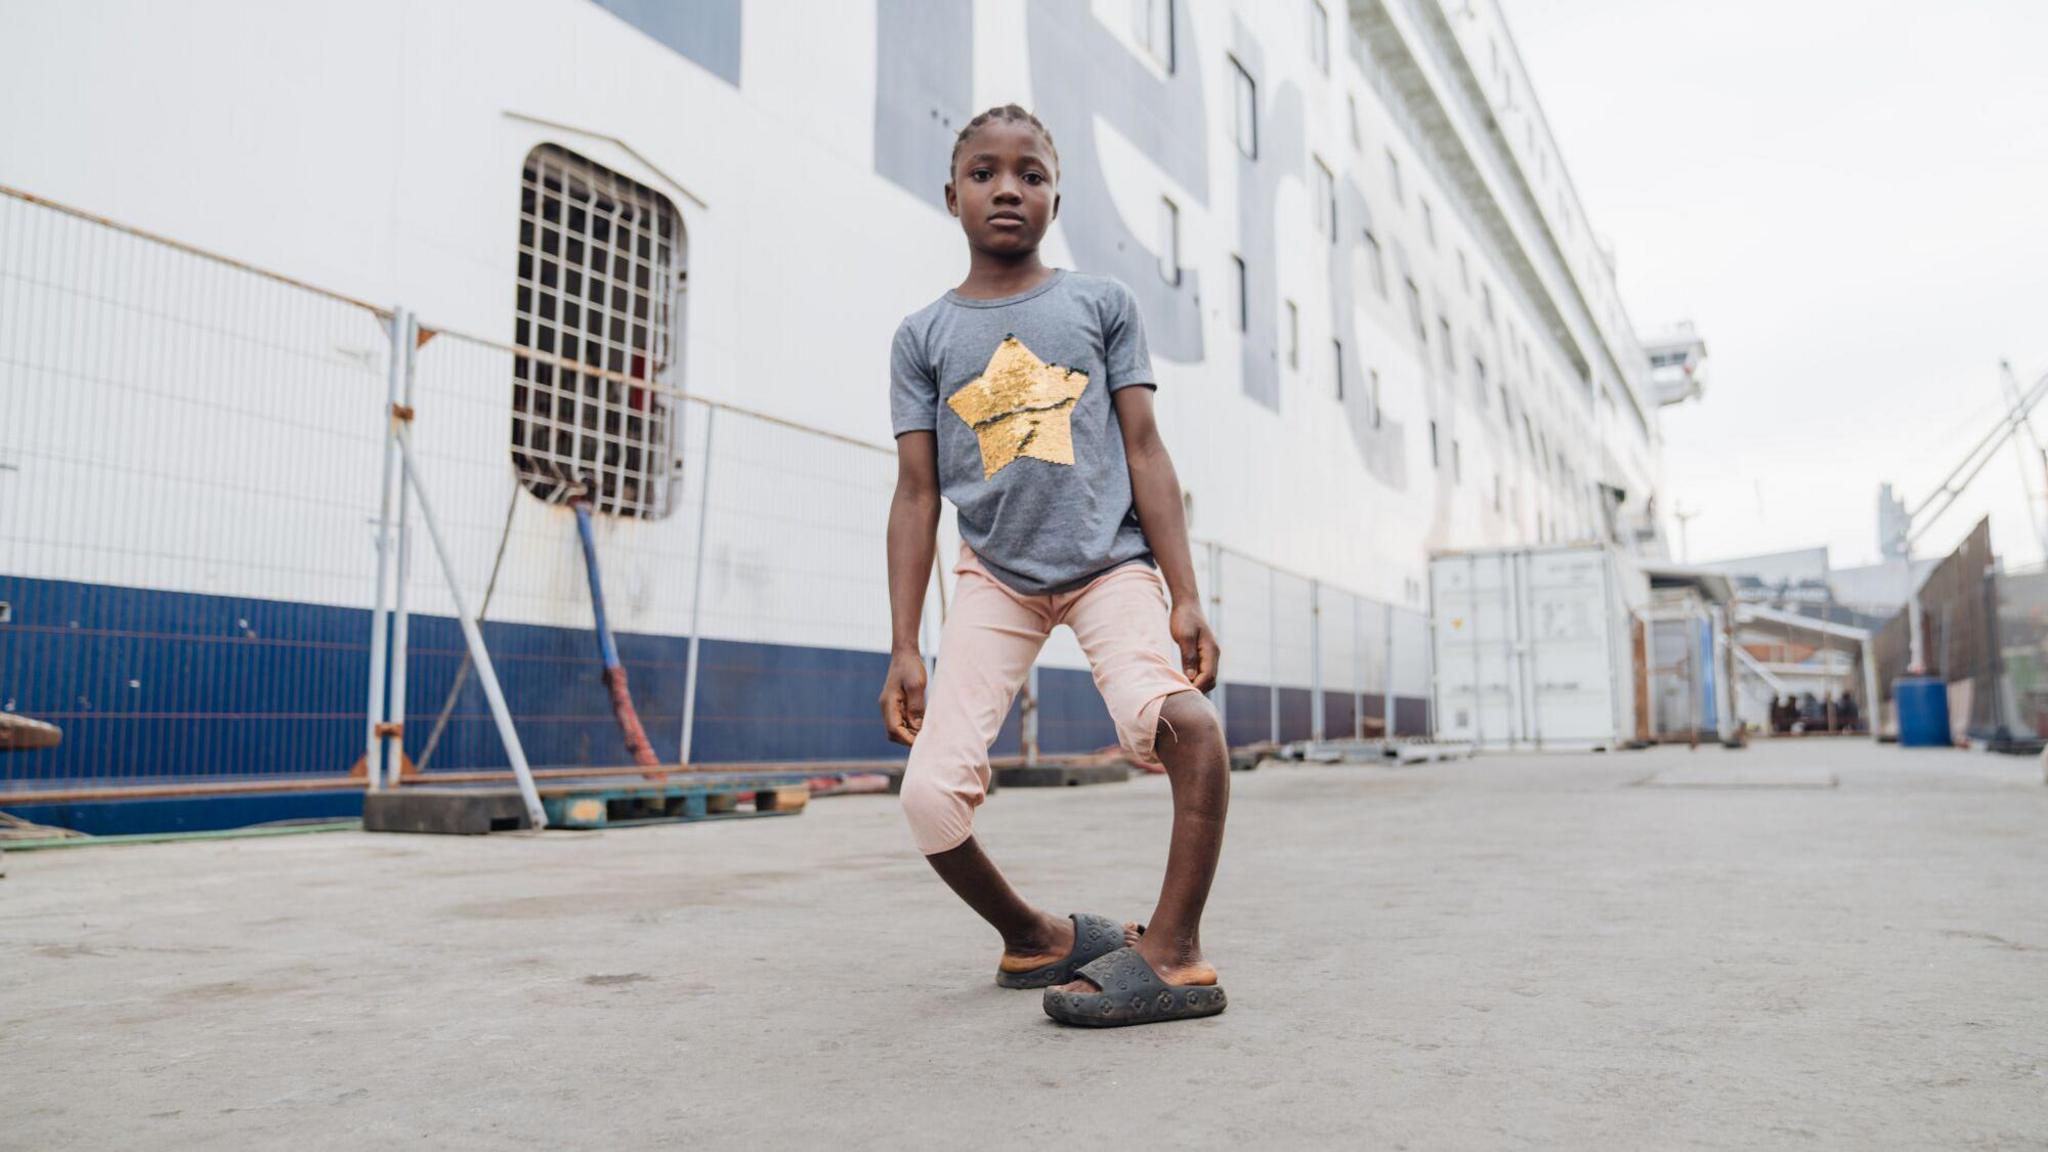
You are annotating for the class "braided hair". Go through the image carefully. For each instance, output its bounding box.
[948,104,1060,182]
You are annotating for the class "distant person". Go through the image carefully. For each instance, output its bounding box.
[1837,691,1859,732]
[879,105,1229,1027]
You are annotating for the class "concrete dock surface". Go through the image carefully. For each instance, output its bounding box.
[4,740,2045,1150]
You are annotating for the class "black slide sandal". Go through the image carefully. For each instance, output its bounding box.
[1041,946,1227,1026]
[995,912,1127,989]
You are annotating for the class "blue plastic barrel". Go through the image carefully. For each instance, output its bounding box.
[1894,677,1951,747]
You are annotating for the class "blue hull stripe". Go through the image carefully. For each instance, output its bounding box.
[1,575,1424,833]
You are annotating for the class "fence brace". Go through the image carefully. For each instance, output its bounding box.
[360,306,545,827]
[391,418,548,828]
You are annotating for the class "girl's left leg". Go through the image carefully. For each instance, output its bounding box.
[1059,564,1230,987]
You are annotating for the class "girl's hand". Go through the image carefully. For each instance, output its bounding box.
[1170,602,1221,693]
[878,651,928,746]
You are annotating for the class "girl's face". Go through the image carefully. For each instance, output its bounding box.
[946,119,1059,257]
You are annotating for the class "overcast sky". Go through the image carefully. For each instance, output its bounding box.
[1498,0,2048,571]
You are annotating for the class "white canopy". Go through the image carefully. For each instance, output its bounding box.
[1733,604,1880,741]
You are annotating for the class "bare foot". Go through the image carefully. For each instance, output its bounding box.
[997,911,1073,974]
[1052,933,1215,994]
[996,916,1147,973]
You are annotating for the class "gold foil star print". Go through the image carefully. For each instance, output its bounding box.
[946,336,1090,479]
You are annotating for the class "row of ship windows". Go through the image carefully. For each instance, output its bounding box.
[1426,417,1598,545]
[1203,27,1584,434]
[1205,0,1621,421]
[1151,200,1580,476]
[1110,0,1606,547]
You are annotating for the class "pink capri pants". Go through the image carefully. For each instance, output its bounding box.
[901,547,1198,855]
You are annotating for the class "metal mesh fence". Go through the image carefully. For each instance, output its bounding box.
[1390,605,1432,729]
[1992,563,2048,744]
[1270,569,1316,741]
[1210,547,1270,748]
[0,185,392,791]
[389,325,692,777]
[0,183,1439,810]
[1203,544,1432,748]
[391,320,915,776]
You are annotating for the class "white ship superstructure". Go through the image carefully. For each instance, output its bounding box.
[0,0,1702,829]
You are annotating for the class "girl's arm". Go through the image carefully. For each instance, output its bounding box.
[880,430,942,744]
[1114,387,1220,691]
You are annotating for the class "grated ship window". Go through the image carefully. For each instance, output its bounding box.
[512,143,683,519]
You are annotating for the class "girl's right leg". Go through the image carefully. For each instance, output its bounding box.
[900,558,1078,970]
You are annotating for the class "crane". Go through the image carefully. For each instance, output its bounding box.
[1882,365,2048,673]
[1997,360,2048,559]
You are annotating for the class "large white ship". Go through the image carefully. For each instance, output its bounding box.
[0,0,1703,831]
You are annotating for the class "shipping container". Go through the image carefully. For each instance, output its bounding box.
[1429,545,1650,751]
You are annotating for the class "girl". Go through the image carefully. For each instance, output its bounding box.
[880,104,1231,1027]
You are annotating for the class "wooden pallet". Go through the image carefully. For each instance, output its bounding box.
[362,773,813,835]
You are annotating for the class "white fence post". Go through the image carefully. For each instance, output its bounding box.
[1384,602,1397,740]
[1268,565,1279,745]
[362,306,408,791]
[1310,579,1324,744]
[1023,664,1040,767]
[679,406,717,767]
[1353,594,1365,740]
[383,313,418,783]
[1208,541,1227,743]
[1424,595,1439,739]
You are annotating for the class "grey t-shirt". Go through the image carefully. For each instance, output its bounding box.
[890,269,1156,595]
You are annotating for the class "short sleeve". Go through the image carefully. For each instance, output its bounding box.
[888,319,938,435]
[1102,279,1156,392]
